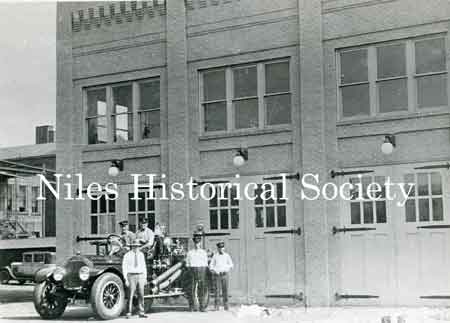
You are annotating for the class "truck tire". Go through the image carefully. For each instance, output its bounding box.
[0,270,10,284]
[33,281,67,319]
[90,273,125,320]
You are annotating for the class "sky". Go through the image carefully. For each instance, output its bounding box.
[0,1,56,147]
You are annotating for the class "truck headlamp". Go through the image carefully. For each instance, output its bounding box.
[79,266,90,281]
[53,267,65,281]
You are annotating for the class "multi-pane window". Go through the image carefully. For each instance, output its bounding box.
[112,85,133,142]
[31,186,39,214]
[85,78,160,145]
[254,182,287,228]
[404,172,444,222]
[86,88,107,144]
[128,191,156,232]
[209,186,239,230]
[201,60,291,133]
[90,195,116,234]
[338,36,447,119]
[18,185,27,212]
[139,80,160,139]
[349,176,387,225]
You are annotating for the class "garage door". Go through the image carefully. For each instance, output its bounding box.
[200,175,299,304]
[337,165,450,306]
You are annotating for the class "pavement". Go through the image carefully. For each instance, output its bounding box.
[1,284,450,323]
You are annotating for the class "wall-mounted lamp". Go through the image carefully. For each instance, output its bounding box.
[108,160,124,177]
[381,135,396,155]
[233,148,248,167]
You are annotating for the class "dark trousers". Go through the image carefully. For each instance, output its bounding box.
[213,272,229,306]
[189,267,208,311]
[127,274,145,314]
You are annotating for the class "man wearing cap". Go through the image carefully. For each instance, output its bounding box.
[119,220,136,252]
[122,239,147,319]
[209,241,233,310]
[136,218,155,257]
[186,234,209,312]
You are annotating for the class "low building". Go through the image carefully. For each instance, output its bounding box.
[0,127,56,267]
[56,0,450,306]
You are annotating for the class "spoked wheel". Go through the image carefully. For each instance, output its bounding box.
[90,273,125,320]
[33,281,68,319]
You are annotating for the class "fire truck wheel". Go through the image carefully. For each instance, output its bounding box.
[90,273,125,320]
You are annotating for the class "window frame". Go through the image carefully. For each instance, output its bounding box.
[337,35,448,121]
[83,77,161,145]
[199,59,292,135]
[89,194,117,235]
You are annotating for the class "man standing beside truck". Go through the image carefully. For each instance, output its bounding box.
[186,234,209,312]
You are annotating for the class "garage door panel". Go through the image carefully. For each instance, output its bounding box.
[343,234,365,291]
[266,236,294,293]
[421,231,450,294]
[250,237,267,295]
[367,233,392,296]
[227,238,244,292]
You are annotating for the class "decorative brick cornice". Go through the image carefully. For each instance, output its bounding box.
[71,1,167,33]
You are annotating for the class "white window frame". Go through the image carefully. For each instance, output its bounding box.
[84,77,161,145]
[199,59,292,135]
[337,35,448,121]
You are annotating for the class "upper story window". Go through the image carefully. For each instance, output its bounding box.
[338,36,447,119]
[201,60,291,134]
[85,78,160,145]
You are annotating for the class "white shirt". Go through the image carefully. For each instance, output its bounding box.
[136,227,155,247]
[209,252,233,273]
[122,249,147,280]
[186,248,208,267]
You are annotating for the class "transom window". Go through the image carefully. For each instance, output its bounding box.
[90,195,116,234]
[128,191,157,232]
[254,182,287,228]
[85,78,160,145]
[338,36,447,119]
[404,172,444,222]
[201,60,291,133]
[349,176,387,225]
[209,186,239,230]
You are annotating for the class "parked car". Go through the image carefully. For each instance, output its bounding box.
[0,251,56,284]
[33,234,205,320]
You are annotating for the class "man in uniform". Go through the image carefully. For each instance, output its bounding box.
[136,218,155,257]
[119,220,136,252]
[209,241,233,310]
[185,234,209,312]
[122,239,147,319]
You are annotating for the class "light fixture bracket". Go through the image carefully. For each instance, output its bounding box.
[237,148,248,160]
[385,134,396,147]
[111,160,124,171]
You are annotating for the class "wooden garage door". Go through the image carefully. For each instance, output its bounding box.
[200,175,298,303]
[337,166,450,306]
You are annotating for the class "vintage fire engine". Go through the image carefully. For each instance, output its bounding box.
[33,233,209,320]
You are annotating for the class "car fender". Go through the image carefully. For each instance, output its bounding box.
[34,267,56,283]
[0,266,17,280]
[92,267,124,282]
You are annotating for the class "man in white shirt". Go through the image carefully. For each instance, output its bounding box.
[186,234,209,312]
[136,218,155,257]
[209,241,233,310]
[122,239,147,319]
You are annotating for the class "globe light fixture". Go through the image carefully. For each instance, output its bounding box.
[381,135,396,155]
[233,148,248,167]
[108,160,123,177]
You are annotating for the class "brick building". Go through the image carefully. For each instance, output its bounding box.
[56,0,450,306]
